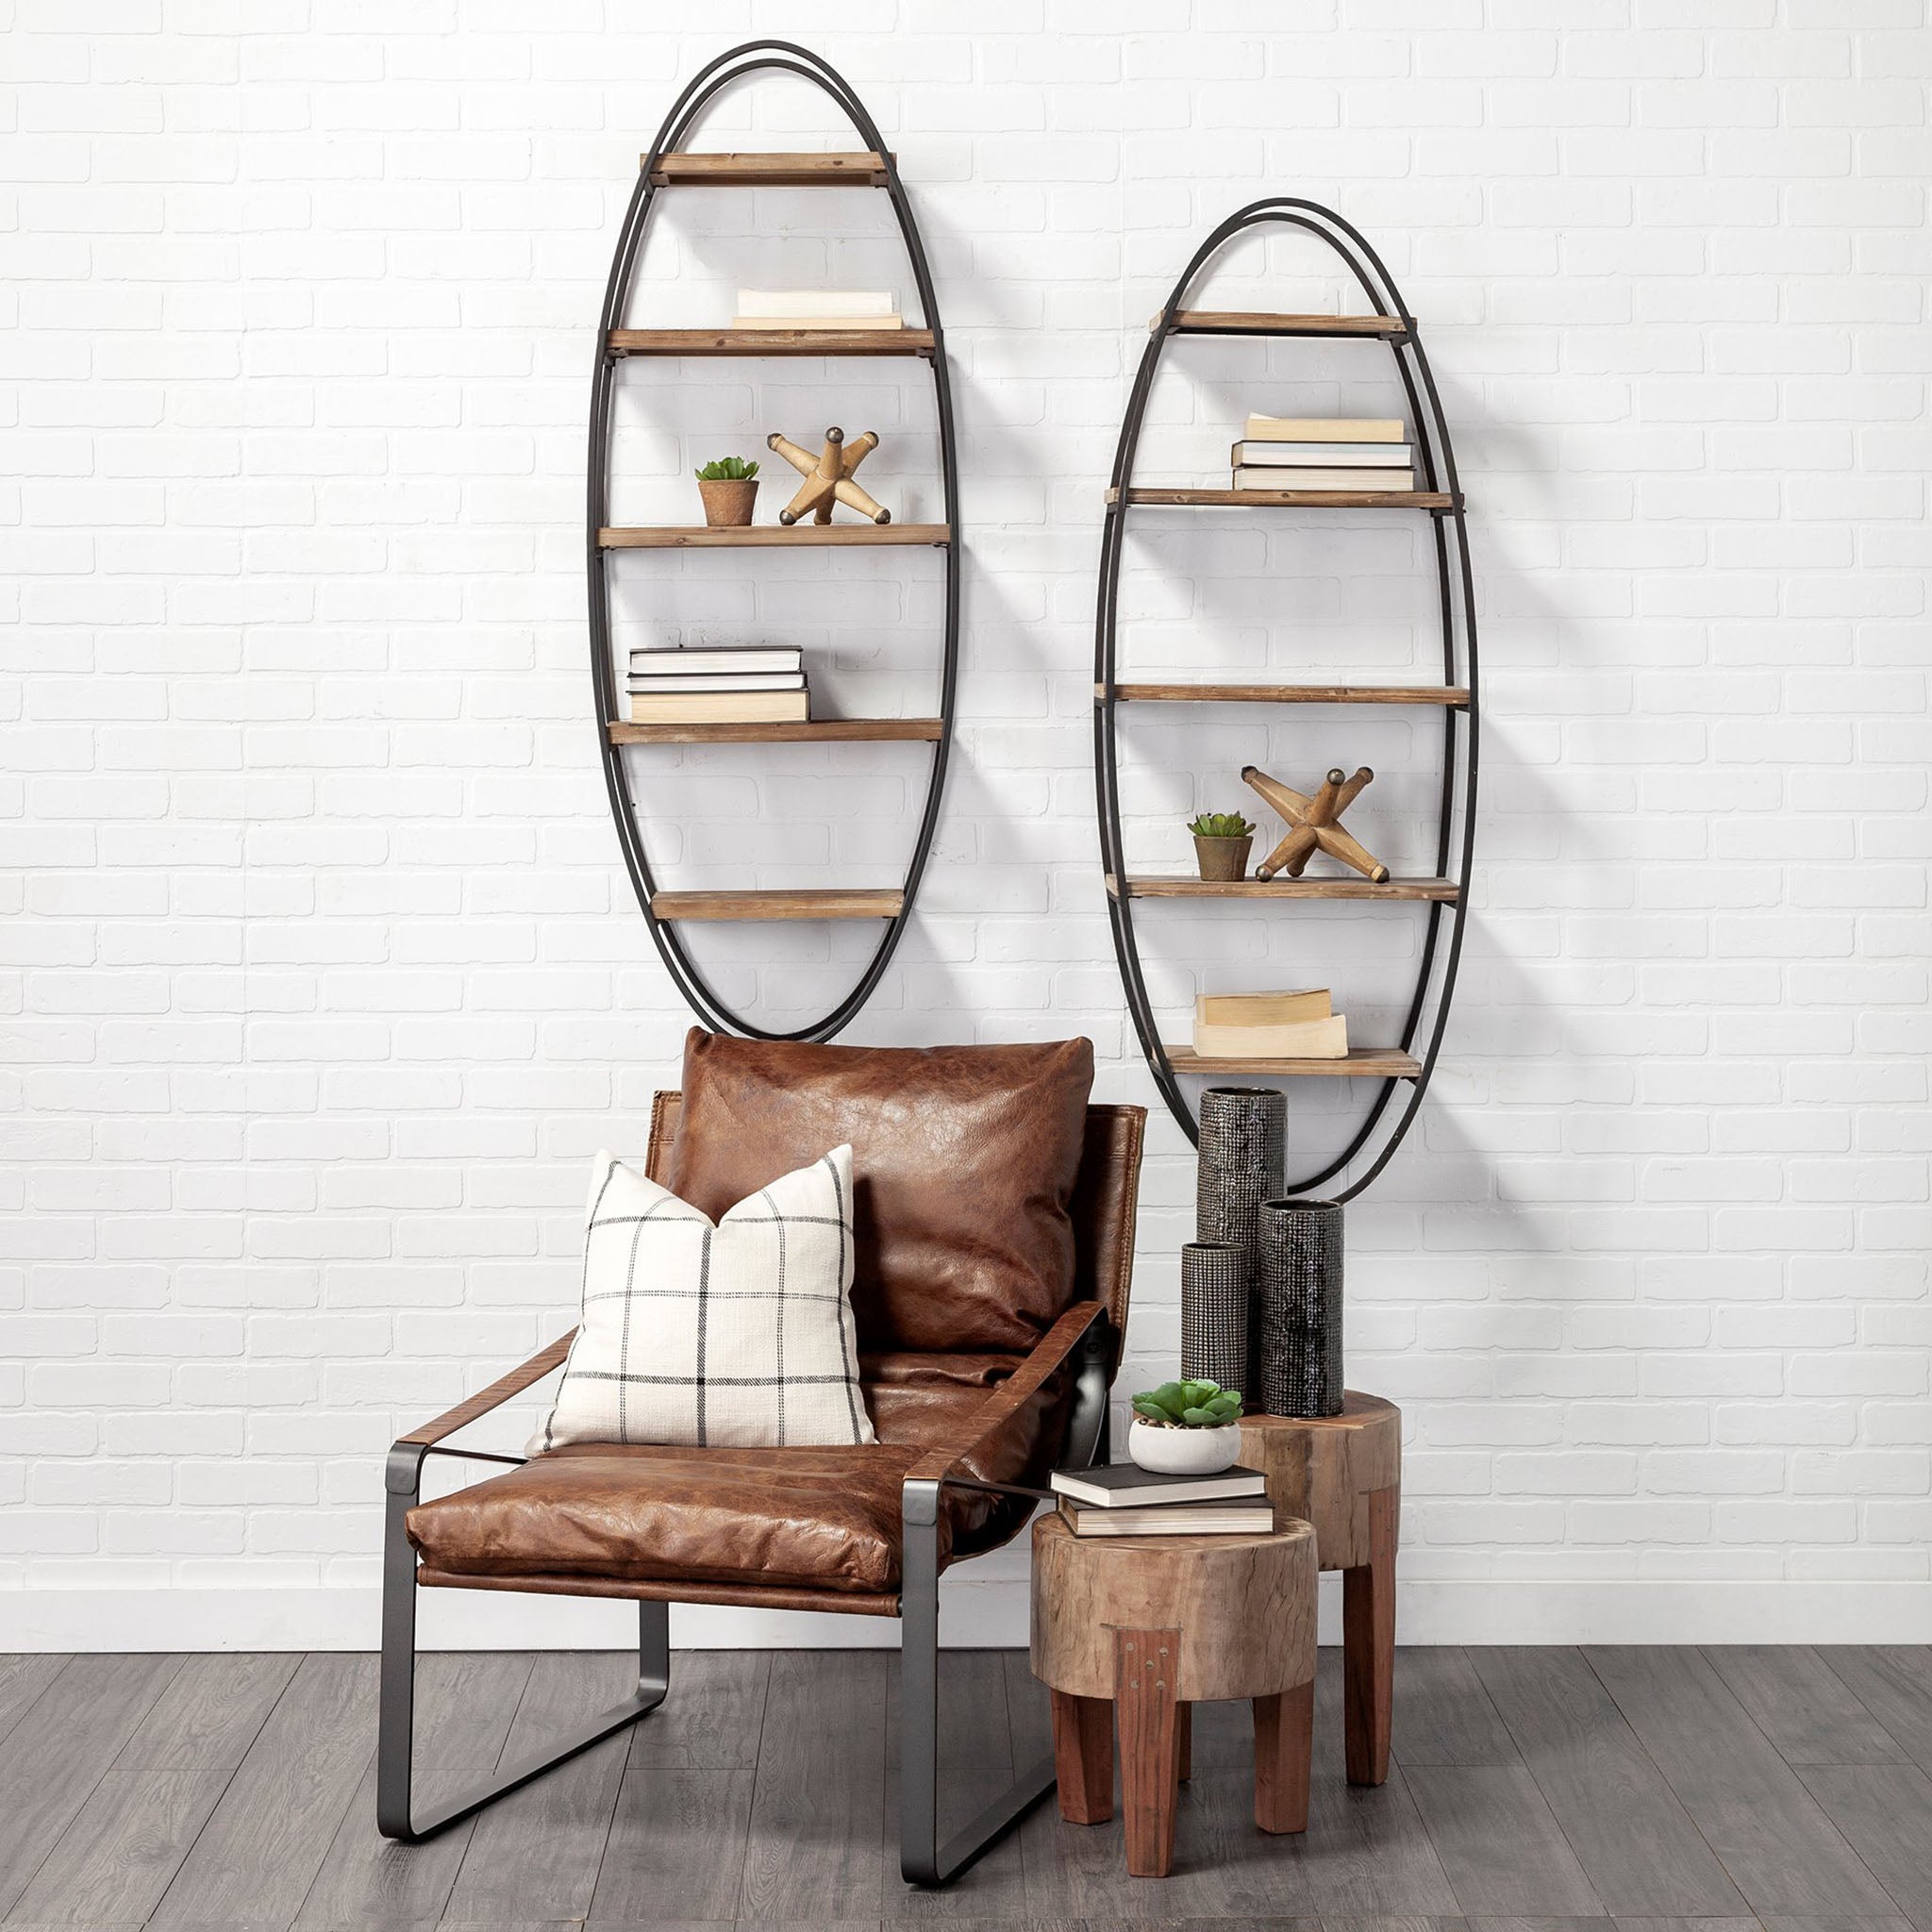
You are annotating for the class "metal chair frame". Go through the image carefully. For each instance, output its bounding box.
[376,1307,1112,1887]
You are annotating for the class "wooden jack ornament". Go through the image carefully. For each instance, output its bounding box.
[766,425,891,525]
[1242,763,1391,883]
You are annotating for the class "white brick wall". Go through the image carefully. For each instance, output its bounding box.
[2,7,1928,1647]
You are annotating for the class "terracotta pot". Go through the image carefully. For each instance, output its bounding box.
[1193,833,1253,883]
[696,477,758,527]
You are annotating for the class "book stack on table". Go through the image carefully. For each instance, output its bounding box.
[732,290,903,332]
[1193,988,1347,1059]
[1232,415,1415,491]
[626,645,808,724]
[1049,1461,1274,1537]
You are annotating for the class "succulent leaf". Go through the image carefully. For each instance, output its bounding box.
[1188,810,1255,839]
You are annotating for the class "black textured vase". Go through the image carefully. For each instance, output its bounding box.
[1257,1197,1344,1418]
[1180,1241,1248,1392]
[1194,1087,1285,1402]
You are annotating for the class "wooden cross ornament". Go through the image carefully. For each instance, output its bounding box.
[766,425,891,525]
[1242,763,1391,883]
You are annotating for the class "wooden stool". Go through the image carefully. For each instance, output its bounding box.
[1238,1393,1400,1785]
[1029,1512,1317,1878]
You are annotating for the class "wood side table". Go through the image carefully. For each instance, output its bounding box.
[1238,1392,1400,1785]
[1029,1512,1318,1878]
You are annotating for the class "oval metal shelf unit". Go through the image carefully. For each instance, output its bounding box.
[1093,198,1479,1198]
[587,41,959,1041]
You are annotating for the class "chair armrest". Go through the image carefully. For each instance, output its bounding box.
[904,1299,1108,1491]
[392,1331,576,1453]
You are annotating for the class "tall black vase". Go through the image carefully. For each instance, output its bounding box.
[1257,1196,1344,1418]
[1180,1241,1248,1392]
[1194,1087,1285,1402]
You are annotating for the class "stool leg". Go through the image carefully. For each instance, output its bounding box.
[1342,1485,1398,1786]
[1114,1626,1181,1878]
[1050,1690,1113,1824]
[1253,1679,1313,1833]
[1175,1702,1191,1784]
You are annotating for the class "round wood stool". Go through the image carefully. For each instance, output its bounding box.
[1029,1512,1317,1878]
[1238,1392,1401,1786]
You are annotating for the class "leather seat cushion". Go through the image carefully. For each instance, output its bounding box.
[662,1030,1094,1355]
[407,1351,1073,1597]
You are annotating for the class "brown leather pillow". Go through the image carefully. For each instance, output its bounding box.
[664,1029,1094,1355]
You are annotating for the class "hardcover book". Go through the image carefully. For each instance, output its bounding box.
[1058,1497,1277,1537]
[1049,1462,1267,1508]
[1231,440,1414,466]
[627,690,810,724]
[1243,414,1407,441]
[1192,1013,1349,1059]
[1233,466,1416,491]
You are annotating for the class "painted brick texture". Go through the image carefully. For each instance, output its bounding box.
[0,8,1927,1637]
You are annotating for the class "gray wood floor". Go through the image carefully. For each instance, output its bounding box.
[2,1644,1930,1930]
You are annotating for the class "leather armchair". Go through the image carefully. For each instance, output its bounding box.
[377,1082,1145,1887]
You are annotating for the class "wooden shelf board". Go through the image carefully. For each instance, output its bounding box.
[1164,1044,1422,1079]
[609,718,943,745]
[1107,681,1469,707]
[600,524,950,550]
[609,327,934,358]
[1108,874,1458,903]
[650,889,903,923]
[1110,486,1456,510]
[1160,309,1407,338]
[647,151,891,188]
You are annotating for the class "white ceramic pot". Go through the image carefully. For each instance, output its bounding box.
[1127,1416,1241,1476]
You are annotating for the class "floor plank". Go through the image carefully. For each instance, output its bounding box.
[1402,1766,1605,1916]
[441,1651,636,1924]
[1585,1645,1900,1917]
[885,1648,1031,1920]
[1291,1656,1460,1919]
[0,1655,69,1748]
[628,1647,771,1769]
[1794,1762,1932,1926]
[147,1652,375,1930]
[1392,1648,1523,1768]
[591,1764,756,1922]
[1821,1648,1932,1770]
[1706,1646,1908,1766]
[113,1651,300,1771]
[8,1765,229,1926]
[293,1649,533,1929]
[740,1650,889,1924]
[1472,1646,1747,1917]
[0,1653,182,1917]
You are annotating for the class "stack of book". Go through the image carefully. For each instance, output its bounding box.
[1192,989,1347,1060]
[733,290,903,333]
[626,645,808,725]
[1050,1461,1273,1538]
[1231,415,1415,492]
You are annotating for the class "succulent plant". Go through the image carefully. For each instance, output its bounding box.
[1131,1378,1244,1428]
[1188,810,1254,840]
[694,456,759,481]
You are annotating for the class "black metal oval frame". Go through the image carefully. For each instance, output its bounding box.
[586,40,960,1042]
[1093,196,1480,1200]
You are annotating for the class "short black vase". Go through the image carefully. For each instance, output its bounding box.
[1180,1241,1248,1392]
[1257,1197,1344,1418]
[1194,1087,1285,1399]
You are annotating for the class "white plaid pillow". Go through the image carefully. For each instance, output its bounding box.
[531,1143,874,1453]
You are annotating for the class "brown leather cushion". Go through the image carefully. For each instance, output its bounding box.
[406,1351,1073,1597]
[662,1030,1094,1354]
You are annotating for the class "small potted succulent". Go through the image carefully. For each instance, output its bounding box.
[1188,810,1255,883]
[694,455,759,527]
[1128,1378,1246,1474]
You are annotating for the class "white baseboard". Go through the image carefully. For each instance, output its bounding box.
[2,1577,1928,1651]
